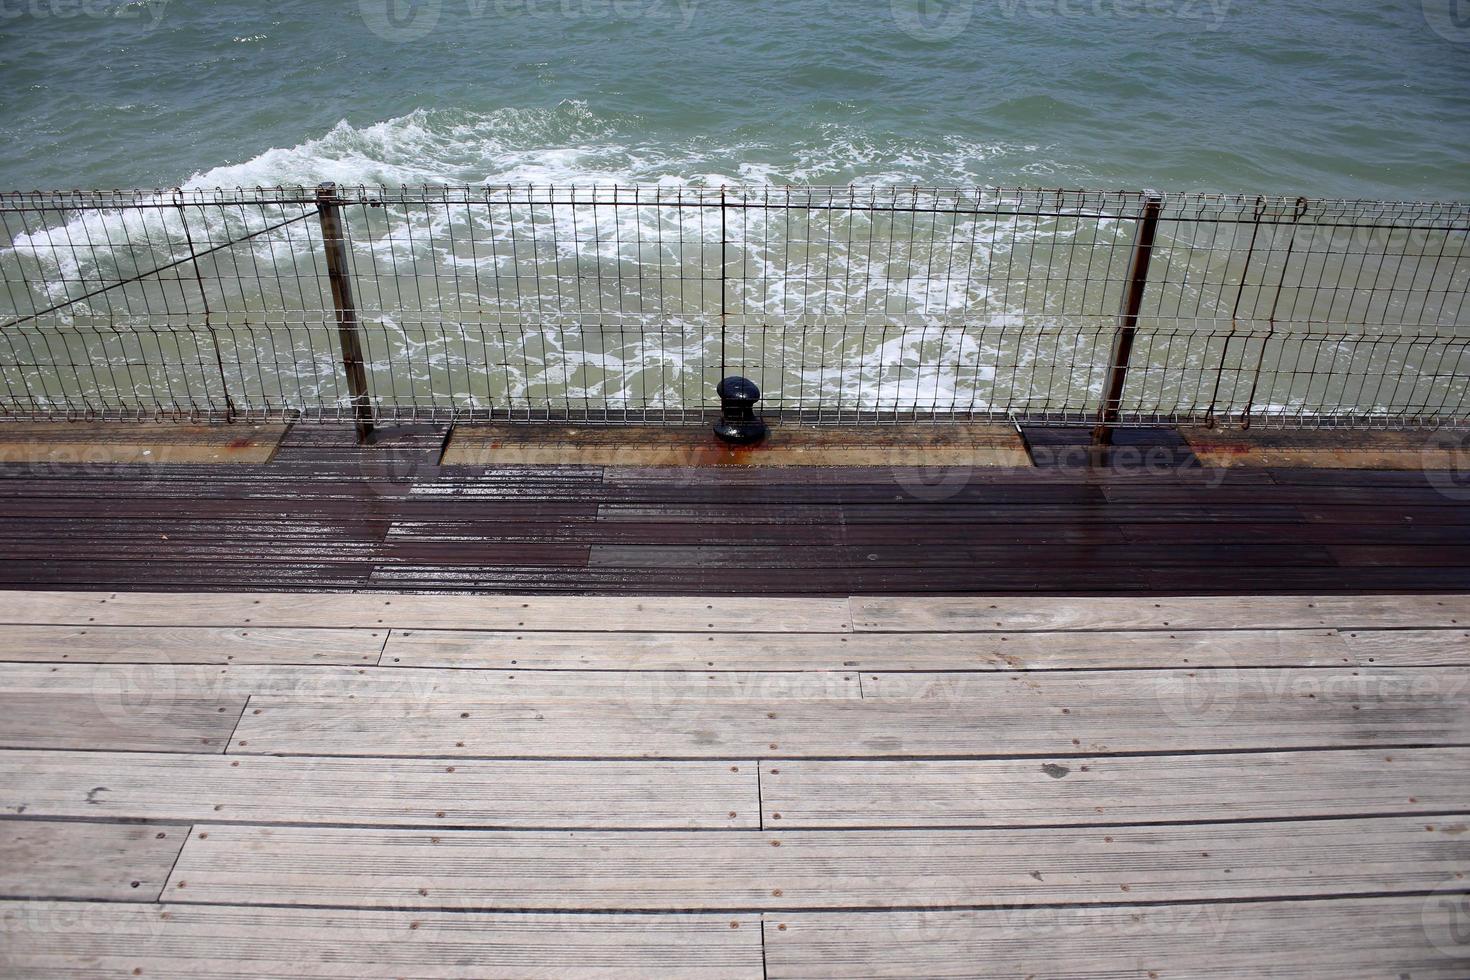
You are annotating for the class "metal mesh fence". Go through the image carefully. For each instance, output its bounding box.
[1,185,1466,427]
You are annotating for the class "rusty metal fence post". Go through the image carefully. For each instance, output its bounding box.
[1091,192,1164,454]
[316,182,374,441]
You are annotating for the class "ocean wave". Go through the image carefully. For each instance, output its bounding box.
[177,103,1057,189]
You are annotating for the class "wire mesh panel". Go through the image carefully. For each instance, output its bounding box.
[0,185,1467,426]
[721,187,1140,421]
[1128,195,1470,427]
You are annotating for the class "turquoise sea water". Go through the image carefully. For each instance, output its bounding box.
[2,0,1468,198]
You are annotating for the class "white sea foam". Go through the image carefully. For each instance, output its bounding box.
[0,105,1167,415]
[175,103,1048,190]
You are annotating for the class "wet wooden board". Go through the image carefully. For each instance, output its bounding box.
[850,593,1470,631]
[0,421,1466,596]
[0,821,187,901]
[1181,425,1469,469]
[443,423,1031,467]
[766,896,1470,979]
[0,625,385,665]
[0,693,245,752]
[759,747,1470,827]
[225,667,1470,758]
[0,664,859,701]
[160,816,1470,910]
[0,590,852,632]
[0,902,764,978]
[0,752,759,829]
[383,627,1470,670]
[0,423,288,465]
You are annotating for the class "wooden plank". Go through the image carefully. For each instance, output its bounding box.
[0,590,853,632]
[0,625,384,665]
[1181,425,1469,470]
[0,664,861,701]
[161,816,1470,910]
[0,423,287,465]
[384,627,1424,671]
[586,543,1341,569]
[226,668,1470,757]
[443,423,1030,467]
[0,693,244,752]
[0,902,763,978]
[765,896,1470,979]
[1343,628,1470,663]
[0,751,759,828]
[760,747,1470,827]
[850,594,1470,631]
[0,821,186,901]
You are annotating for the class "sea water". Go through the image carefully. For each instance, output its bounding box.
[0,1,1467,420]
[2,0,1467,196]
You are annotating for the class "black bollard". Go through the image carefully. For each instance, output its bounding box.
[713,376,768,445]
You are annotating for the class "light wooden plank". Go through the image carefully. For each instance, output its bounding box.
[861,664,1470,702]
[0,625,384,665]
[385,627,1427,671]
[0,664,860,702]
[0,751,758,828]
[161,816,1470,910]
[0,821,186,901]
[765,896,1470,979]
[761,747,1470,827]
[442,423,1029,467]
[1342,628,1470,665]
[0,590,852,632]
[227,668,1470,757]
[0,902,763,978]
[0,693,244,752]
[0,422,286,464]
[851,594,1470,631]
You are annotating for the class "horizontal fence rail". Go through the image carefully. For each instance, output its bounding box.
[0,184,1467,429]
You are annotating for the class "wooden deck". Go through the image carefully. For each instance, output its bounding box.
[0,422,1467,594]
[0,589,1467,977]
